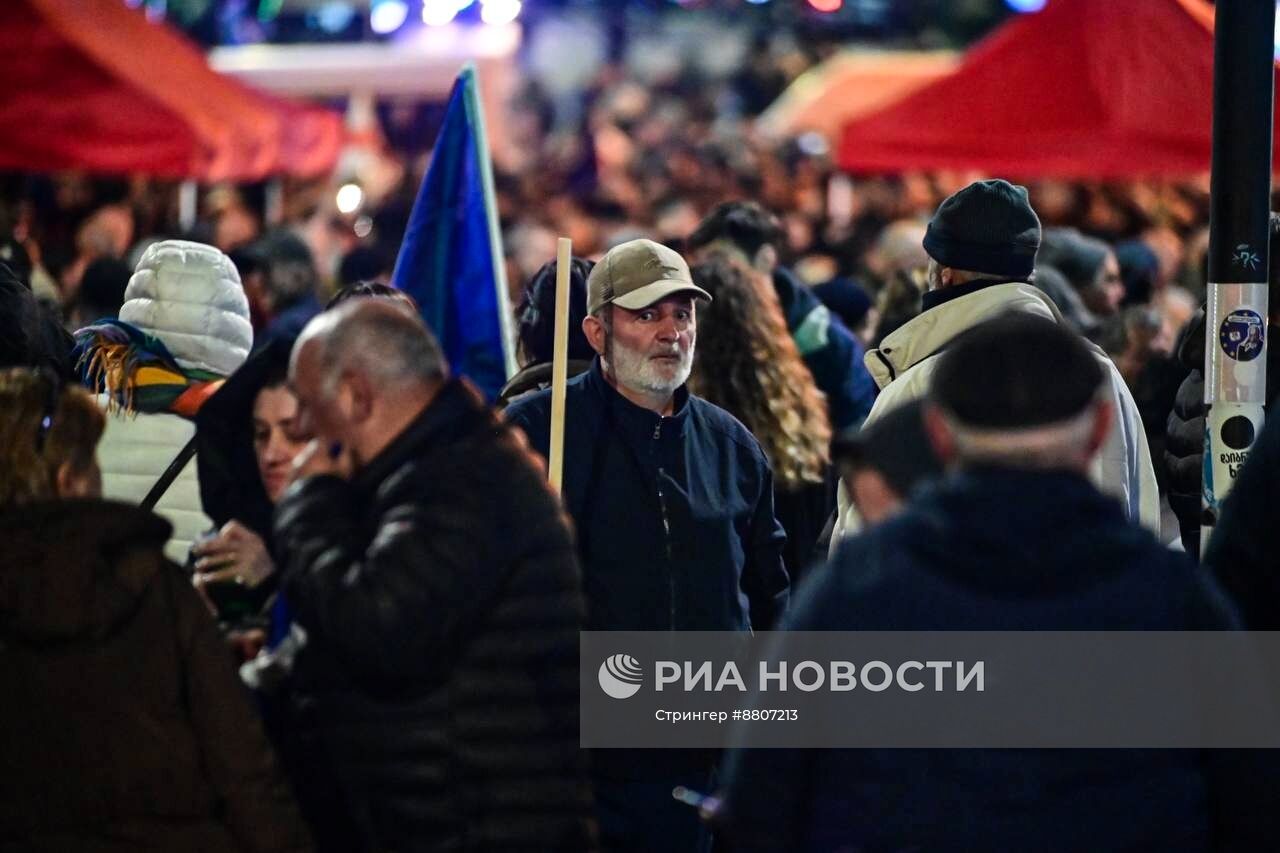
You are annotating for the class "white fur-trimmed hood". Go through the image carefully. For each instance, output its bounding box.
[118,240,252,377]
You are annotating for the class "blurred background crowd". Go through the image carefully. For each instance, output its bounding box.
[0,0,1260,544]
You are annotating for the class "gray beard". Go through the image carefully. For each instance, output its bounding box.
[605,338,693,398]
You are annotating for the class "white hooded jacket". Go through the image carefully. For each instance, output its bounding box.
[96,241,253,562]
[830,281,1161,552]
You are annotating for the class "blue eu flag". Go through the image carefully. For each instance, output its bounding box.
[391,64,515,399]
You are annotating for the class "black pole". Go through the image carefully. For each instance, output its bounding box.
[1203,0,1274,554]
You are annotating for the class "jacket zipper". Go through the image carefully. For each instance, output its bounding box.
[654,419,675,629]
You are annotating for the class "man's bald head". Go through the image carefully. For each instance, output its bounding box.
[294,298,447,398]
[290,300,449,466]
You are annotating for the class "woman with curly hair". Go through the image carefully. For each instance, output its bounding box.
[689,254,834,580]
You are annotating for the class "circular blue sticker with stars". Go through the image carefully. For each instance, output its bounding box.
[1219,309,1265,362]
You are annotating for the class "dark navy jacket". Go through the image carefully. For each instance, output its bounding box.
[773,266,876,431]
[505,359,789,632]
[723,467,1276,853]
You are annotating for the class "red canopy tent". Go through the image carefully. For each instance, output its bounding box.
[0,0,343,181]
[838,0,1273,179]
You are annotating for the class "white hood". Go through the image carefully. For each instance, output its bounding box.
[118,240,252,377]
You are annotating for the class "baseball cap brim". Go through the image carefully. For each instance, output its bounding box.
[611,280,712,310]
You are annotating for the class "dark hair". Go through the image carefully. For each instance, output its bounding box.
[832,400,942,499]
[931,314,1103,429]
[1114,240,1158,307]
[325,281,419,313]
[0,238,32,287]
[78,257,132,320]
[254,230,317,310]
[515,257,595,367]
[687,201,785,259]
[260,355,290,391]
[338,245,390,287]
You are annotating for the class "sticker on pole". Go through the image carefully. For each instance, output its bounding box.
[1219,310,1265,361]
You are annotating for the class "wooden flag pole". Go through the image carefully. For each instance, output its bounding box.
[548,237,572,494]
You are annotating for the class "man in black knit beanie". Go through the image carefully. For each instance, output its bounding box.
[829,179,1160,549]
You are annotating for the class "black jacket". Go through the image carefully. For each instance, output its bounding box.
[723,468,1275,853]
[273,379,596,852]
[505,359,789,633]
[1165,310,1280,555]
[0,501,311,853]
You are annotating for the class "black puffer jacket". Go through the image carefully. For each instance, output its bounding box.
[273,379,596,853]
[1164,310,1280,556]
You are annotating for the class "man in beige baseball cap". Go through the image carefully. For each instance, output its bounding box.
[581,238,711,415]
[505,237,789,853]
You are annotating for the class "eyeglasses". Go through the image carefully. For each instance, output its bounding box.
[34,369,62,454]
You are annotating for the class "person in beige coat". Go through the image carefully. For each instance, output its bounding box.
[831,180,1160,551]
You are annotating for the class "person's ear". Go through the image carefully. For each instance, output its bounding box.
[1084,399,1113,460]
[922,403,957,466]
[55,462,78,499]
[847,468,904,527]
[753,245,778,273]
[343,370,375,422]
[55,460,99,499]
[582,314,607,357]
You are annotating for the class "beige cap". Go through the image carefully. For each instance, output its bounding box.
[587,238,712,315]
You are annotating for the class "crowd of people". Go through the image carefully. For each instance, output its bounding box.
[1,42,1280,853]
[3,163,1280,850]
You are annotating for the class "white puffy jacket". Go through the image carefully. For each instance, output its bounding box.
[831,282,1161,553]
[97,407,204,563]
[97,241,252,562]
[118,241,252,375]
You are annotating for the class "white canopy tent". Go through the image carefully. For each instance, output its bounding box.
[209,22,520,163]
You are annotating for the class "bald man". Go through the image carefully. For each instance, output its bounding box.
[273,300,596,852]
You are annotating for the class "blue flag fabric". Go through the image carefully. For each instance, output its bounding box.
[391,66,513,400]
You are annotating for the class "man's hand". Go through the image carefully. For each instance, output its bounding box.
[289,438,354,485]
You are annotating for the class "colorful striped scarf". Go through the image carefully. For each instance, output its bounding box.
[73,319,224,418]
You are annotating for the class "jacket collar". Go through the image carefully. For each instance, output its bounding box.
[920,277,1024,312]
[498,359,593,404]
[865,282,1063,390]
[353,377,489,495]
[585,357,690,440]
